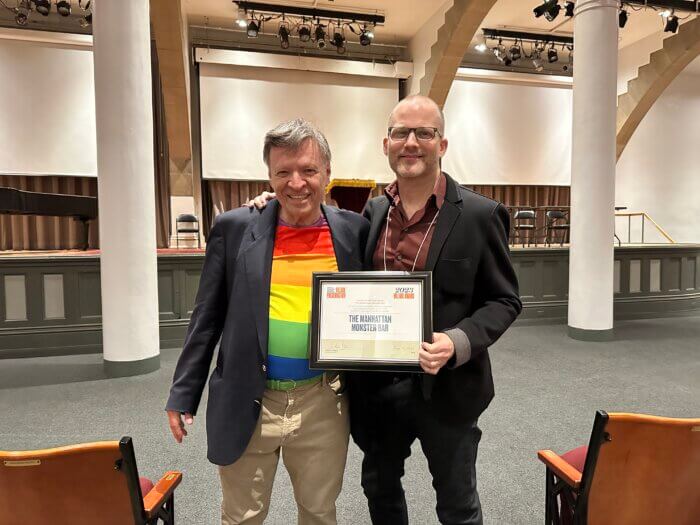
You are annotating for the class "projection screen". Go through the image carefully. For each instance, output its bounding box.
[198,63,399,183]
[0,39,97,177]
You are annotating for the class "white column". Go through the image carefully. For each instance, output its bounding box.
[93,0,160,375]
[568,0,619,341]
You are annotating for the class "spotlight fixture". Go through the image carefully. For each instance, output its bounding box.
[278,24,290,49]
[664,14,679,33]
[548,45,559,63]
[314,23,326,49]
[247,19,260,38]
[493,41,512,66]
[78,12,91,27]
[359,25,374,46]
[475,42,488,52]
[15,10,29,25]
[331,27,346,54]
[235,8,247,28]
[34,0,51,16]
[533,0,561,22]
[77,0,91,27]
[532,54,544,72]
[56,0,71,16]
[565,1,575,17]
[618,8,628,28]
[509,43,522,61]
[298,23,312,42]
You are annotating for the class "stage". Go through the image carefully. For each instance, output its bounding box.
[1,244,699,358]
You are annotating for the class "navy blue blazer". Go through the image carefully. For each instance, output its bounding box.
[166,201,369,466]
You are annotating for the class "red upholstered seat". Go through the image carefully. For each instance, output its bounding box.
[140,476,155,496]
[557,446,587,525]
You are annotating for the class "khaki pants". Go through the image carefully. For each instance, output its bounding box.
[219,376,349,525]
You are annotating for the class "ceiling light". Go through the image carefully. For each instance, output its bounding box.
[475,42,487,52]
[56,0,71,16]
[664,15,679,33]
[534,0,561,22]
[509,44,522,61]
[15,11,29,25]
[247,19,260,38]
[331,28,346,54]
[619,8,628,28]
[314,24,326,49]
[34,0,51,15]
[660,9,672,18]
[298,24,311,42]
[493,43,512,66]
[359,25,374,46]
[548,46,559,63]
[278,24,290,49]
[565,1,574,17]
[532,55,544,72]
[235,7,247,27]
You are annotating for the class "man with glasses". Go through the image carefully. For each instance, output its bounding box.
[250,96,521,524]
[348,95,521,525]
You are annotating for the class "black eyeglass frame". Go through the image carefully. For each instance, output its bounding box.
[387,127,442,141]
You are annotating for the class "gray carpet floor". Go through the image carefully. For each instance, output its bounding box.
[1,316,698,524]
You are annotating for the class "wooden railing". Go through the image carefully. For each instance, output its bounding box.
[615,212,675,245]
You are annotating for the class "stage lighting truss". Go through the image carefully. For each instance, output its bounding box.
[233,1,383,52]
[535,1,699,34]
[478,29,574,73]
[1,0,81,26]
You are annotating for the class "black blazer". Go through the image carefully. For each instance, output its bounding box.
[349,173,521,442]
[166,201,369,466]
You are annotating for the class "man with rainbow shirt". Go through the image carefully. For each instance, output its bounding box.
[166,119,368,525]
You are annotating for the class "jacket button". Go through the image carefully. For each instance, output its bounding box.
[262,364,267,372]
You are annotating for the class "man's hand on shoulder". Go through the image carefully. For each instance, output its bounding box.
[243,191,276,210]
[419,332,455,375]
[167,410,194,443]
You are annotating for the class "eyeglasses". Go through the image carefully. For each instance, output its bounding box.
[387,127,441,141]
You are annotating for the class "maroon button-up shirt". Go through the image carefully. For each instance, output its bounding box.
[372,173,446,272]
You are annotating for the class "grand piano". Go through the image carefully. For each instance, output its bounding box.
[0,187,98,250]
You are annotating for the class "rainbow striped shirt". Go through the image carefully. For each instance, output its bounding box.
[267,218,338,381]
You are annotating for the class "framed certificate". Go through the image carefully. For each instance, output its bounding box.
[310,271,433,372]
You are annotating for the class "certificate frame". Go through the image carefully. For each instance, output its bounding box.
[310,271,433,372]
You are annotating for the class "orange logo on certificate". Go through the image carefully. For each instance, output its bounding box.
[393,287,415,299]
[326,286,346,299]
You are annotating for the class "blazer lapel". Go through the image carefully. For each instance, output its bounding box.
[424,173,462,271]
[365,197,390,268]
[242,200,279,360]
[323,205,357,271]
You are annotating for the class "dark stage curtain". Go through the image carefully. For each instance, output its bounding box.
[152,40,171,249]
[0,175,99,250]
[202,180,273,239]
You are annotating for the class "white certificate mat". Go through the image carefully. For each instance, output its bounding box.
[318,280,424,363]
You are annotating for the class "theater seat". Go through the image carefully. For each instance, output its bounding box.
[537,411,700,525]
[0,436,182,525]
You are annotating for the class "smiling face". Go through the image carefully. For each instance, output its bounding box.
[383,97,448,182]
[268,138,330,226]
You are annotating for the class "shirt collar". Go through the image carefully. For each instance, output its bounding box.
[384,172,446,209]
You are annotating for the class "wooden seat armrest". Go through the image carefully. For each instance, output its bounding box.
[143,470,183,519]
[537,450,582,489]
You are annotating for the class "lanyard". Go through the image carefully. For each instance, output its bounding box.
[382,204,440,272]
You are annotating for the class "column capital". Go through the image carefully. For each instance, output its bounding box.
[575,0,620,16]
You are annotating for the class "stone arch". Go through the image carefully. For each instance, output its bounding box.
[616,16,700,160]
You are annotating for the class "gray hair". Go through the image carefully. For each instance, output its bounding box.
[263,118,332,167]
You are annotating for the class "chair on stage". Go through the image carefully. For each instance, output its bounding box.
[537,411,700,525]
[545,210,570,246]
[175,213,200,249]
[512,209,537,246]
[0,436,183,525]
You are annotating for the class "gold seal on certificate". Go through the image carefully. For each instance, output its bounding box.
[310,271,433,372]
